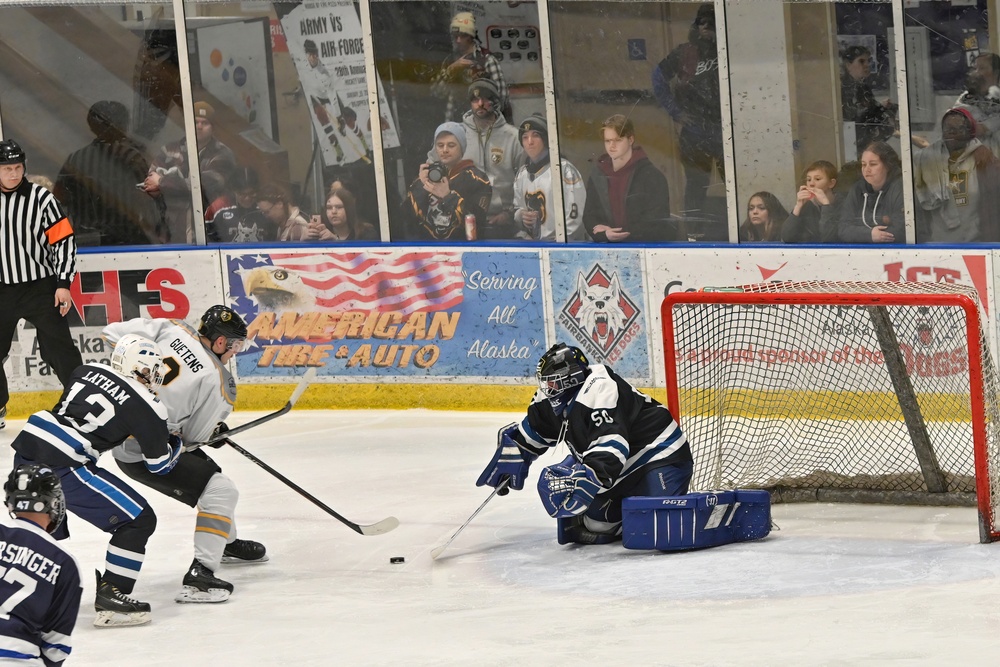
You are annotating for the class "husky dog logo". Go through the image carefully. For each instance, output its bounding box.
[915,306,934,348]
[561,265,640,359]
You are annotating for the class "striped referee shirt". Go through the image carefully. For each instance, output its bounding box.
[0,177,76,287]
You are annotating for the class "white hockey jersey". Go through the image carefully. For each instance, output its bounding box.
[103,318,237,462]
[512,158,586,241]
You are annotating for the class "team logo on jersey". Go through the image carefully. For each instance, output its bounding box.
[560,265,640,360]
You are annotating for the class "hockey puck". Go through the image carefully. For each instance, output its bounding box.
[390,556,405,564]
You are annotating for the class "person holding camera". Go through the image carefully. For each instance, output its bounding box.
[401,122,492,241]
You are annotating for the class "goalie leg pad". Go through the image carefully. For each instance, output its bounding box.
[621,490,771,551]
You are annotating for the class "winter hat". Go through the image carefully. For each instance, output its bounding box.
[193,101,215,121]
[434,122,467,155]
[517,114,548,144]
[695,3,715,26]
[944,106,978,135]
[450,12,476,37]
[468,78,500,106]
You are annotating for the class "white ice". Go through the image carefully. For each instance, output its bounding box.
[1,409,999,666]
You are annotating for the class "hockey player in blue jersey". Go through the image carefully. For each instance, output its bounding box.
[0,465,82,665]
[9,334,180,627]
[477,343,694,544]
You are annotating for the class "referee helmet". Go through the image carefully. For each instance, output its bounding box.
[0,140,26,165]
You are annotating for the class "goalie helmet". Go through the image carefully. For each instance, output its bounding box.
[5,465,66,534]
[111,334,164,393]
[536,343,590,413]
[198,305,247,352]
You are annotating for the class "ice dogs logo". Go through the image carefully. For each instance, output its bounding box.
[559,265,641,362]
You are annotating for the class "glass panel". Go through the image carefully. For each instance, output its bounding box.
[729,0,907,245]
[905,1,997,243]
[548,1,725,243]
[371,0,546,241]
[0,3,187,246]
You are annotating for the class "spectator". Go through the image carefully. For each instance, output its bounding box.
[781,160,841,243]
[0,139,82,431]
[652,3,723,220]
[739,191,788,242]
[54,100,165,246]
[447,79,523,239]
[513,114,587,241]
[838,141,904,243]
[840,45,897,158]
[401,121,491,241]
[582,114,675,243]
[258,184,310,242]
[144,101,236,244]
[307,187,379,242]
[955,52,1000,145]
[207,167,277,243]
[913,107,1000,242]
[430,11,510,122]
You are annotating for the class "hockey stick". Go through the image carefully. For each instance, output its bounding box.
[430,478,510,560]
[223,436,399,536]
[199,368,317,447]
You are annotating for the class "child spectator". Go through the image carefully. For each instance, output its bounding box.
[257,184,310,242]
[782,160,841,243]
[307,186,379,242]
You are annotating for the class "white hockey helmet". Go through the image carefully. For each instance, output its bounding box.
[111,334,164,393]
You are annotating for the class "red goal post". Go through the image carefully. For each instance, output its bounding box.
[661,280,1000,543]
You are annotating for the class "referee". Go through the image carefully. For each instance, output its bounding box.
[0,139,82,429]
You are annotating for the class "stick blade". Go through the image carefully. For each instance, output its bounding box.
[429,544,447,560]
[358,516,399,536]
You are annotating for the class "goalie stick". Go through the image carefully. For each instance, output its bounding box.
[197,368,317,448]
[430,478,510,560]
[223,436,399,536]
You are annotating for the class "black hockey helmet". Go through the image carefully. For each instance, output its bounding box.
[5,465,66,534]
[198,305,248,351]
[0,140,26,165]
[536,343,590,412]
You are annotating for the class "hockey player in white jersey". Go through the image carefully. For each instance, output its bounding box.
[477,343,694,544]
[102,305,267,604]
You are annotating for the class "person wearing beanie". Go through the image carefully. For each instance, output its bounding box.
[437,79,523,239]
[582,114,676,243]
[913,107,1000,242]
[54,100,166,246]
[400,123,492,241]
[145,100,236,243]
[431,11,510,122]
[652,3,723,223]
[512,114,587,241]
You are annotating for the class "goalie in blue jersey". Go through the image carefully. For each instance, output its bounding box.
[477,343,695,545]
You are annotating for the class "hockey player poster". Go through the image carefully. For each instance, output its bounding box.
[224,249,546,380]
[549,249,652,383]
[279,1,399,166]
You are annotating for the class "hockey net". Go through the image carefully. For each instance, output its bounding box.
[661,280,1000,543]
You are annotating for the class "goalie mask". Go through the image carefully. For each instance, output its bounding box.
[111,334,164,393]
[536,343,590,414]
[5,465,66,534]
[198,305,248,354]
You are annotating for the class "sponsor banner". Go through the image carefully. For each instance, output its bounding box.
[548,249,651,383]
[5,251,222,393]
[224,249,546,381]
[648,247,995,389]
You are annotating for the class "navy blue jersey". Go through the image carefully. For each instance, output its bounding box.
[12,363,174,473]
[514,364,692,499]
[0,518,82,666]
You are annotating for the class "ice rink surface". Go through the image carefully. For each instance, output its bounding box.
[2,409,1000,666]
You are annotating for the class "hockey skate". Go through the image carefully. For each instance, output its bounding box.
[94,571,151,628]
[221,538,269,565]
[175,559,233,603]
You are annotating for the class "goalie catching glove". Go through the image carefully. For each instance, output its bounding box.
[476,422,537,494]
[537,456,603,518]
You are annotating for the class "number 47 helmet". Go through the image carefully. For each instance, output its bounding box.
[5,465,66,534]
[536,343,590,414]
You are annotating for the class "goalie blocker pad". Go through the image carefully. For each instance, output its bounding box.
[621,490,771,551]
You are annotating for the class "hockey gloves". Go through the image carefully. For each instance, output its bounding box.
[537,457,602,518]
[209,422,230,448]
[476,422,537,494]
[147,434,183,475]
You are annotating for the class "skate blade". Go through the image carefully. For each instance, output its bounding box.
[221,553,270,565]
[93,610,151,627]
[174,586,231,603]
